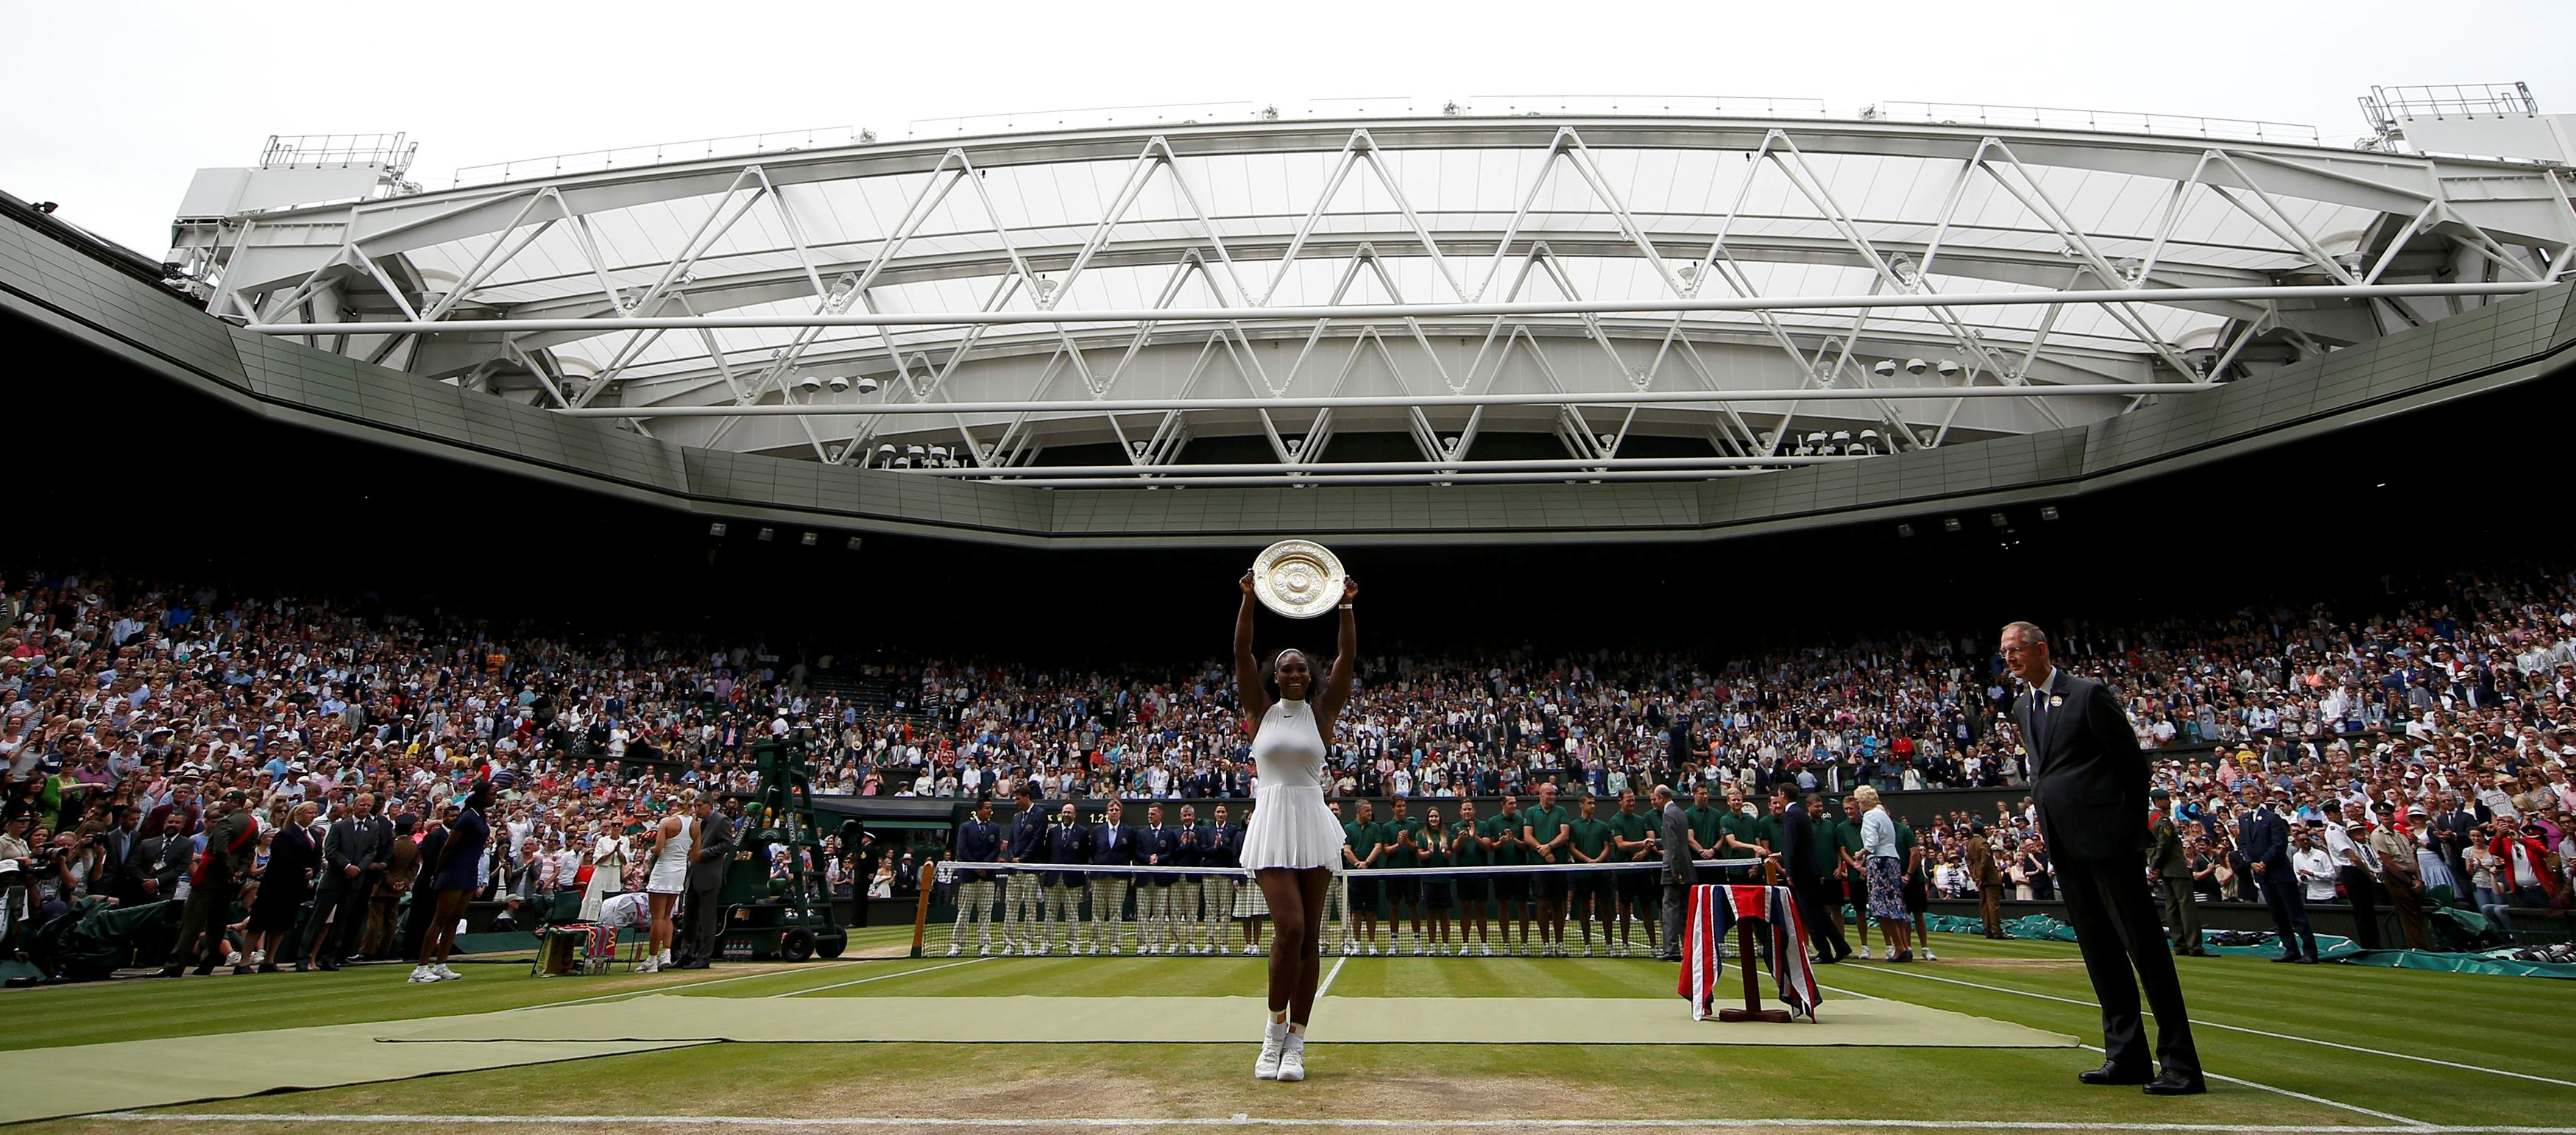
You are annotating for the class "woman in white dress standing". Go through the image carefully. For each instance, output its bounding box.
[1234,568,1357,1084]
[581,821,631,922]
[641,792,696,973]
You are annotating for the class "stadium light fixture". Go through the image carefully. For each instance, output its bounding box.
[1897,523,1916,538]
[756,527,775,542]
[2039,506,2061,521]
[707,523,726,537]
[846,536,864,551]
[1988,512,2009,528]
[1942,517,1963,533]
[799,531,818,547]
[1872,359,1897,378]
[1904,358,1930,375]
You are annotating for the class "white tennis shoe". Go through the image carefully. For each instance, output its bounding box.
[1242,944,1259,955]
[1276,1032,1306,1081]
[1858,946,1872,960]
[434,963,462,981]
[408,965,439,983]
[1254,1020,1288,1080]
[1922,949,1939,961]
[946,944,961,957]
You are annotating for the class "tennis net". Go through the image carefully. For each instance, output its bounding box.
[916,856,1769,958]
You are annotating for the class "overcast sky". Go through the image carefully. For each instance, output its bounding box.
[5,0,2570,255]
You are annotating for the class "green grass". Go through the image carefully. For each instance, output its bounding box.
[11,925,2573,1134]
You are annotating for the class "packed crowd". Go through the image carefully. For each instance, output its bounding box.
[4,558,2574,980]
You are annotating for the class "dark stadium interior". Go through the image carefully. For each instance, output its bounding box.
[13,304,2562,666]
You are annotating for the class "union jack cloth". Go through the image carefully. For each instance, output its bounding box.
[1677,883,1822,1021]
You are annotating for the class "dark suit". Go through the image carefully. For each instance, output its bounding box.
[310,814,390,964]
[2149,814,2201,955]
[123,832,190,906]
[2237,807,2316,958]
[1779,800,1849,961]
[676,810,737,966]
[2017,669,2199,1080]
[1656,799,1696,958]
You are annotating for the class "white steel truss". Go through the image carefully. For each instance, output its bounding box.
[193,112,2576,483]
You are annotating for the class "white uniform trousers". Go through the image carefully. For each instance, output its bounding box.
[1136,883,1172,950]
[1197,876,1236,952]
[1042,883,1082,949]
[1002,874,1047,950]
[1086,876,1129,952]
[951,879,998,951]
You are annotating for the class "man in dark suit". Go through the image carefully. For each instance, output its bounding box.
[2003,621,2201,1096]
[1780,789,1850,963]
[2235,783,2317,962]
[1043,802,1090,955]
[2148,790,2206,957]
[122,812,191,908]
[302,793,388,971]
[1002,785,1050,955]
[1653,785,1695,961]
[946,798,1003,956]
[673,794,737,969]
[1133,803,1178,955]
[1086,802,1136,955]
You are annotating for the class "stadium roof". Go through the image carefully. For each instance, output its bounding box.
[175,106,2573,485]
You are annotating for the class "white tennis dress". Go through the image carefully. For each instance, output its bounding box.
[1239,699,1345,871]
[646,817,694,894]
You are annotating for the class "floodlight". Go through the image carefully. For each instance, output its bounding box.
[1936,360,1961,378]
[708,523,727,537]
[826,375,851,392]
[755,527,775,542]
[799,531,818,547]
[855,376,882,394]
[1904,358,1929,375]
[1873,359,1897,378]
[1942,517,1963,533]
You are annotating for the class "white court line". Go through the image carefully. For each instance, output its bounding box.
[772,956,994,997]
[88,1112,2576,1131]
[1804,980,2429,1128]
[1841,963,2576,1091]
[1314,955,1348,1002]
[528,958,875,1011]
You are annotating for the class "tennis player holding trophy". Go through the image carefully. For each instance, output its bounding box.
[1236,540,1355,1083]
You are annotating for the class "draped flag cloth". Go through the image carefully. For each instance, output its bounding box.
[1678,883,1822,1021]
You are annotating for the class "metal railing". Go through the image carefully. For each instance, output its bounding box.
[1863,102,2320,145]
[261,132,417,174]
[1461,93,1829,118]
[450,126,872,187]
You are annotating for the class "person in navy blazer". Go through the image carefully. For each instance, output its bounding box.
[1086,803,1138,955]
[2003,621,2203,1097]
[2232,782,2317,962]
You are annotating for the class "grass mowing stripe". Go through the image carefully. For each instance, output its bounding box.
[1844,963,2576,1091]
[91,1112,2576,1131]
[1807,979,2430,1128]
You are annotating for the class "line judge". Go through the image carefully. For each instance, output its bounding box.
[2003,620,2201,1095]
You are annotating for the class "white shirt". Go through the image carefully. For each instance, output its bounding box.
[2292,846,2339,901]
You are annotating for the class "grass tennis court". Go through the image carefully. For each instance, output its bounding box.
[7,922,2572,1134]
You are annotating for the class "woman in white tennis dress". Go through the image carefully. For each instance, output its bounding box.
[1234,568,1356,1084]
[641,795,695,973]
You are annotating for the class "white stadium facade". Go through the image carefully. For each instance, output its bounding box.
[13,88,2576,545]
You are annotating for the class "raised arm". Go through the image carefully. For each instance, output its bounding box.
[1314,576,1359,724]
[1234,571,1271,728]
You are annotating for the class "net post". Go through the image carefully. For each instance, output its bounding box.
[911,860,935,958]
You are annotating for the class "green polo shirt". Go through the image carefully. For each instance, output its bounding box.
[1895,821,1918,876]
[1810,815,1844,876]
[1834,814,1866,866]
[1345,820,1382,867]
[1607,808,1653,859]
[1568,816,1613,861]
[1417,827,1453,868]
[1451,821,1487,866]
[1685,804,1725,855]
[1522,804,1572,862]
[1486,812,1525,866]
[1381,816,1423,868]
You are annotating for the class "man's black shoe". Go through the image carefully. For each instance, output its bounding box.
[150,966,184,979]
[677,959,710,970]
[317,961,341,972]
[2077,1063,2152,1086]
[2296,955,2320,964]
[2142,1072,2207,1096]
[2270,952,2299,963]
[1811,954,1838,964]
[190,964,214,976]
[294,960,312,973]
